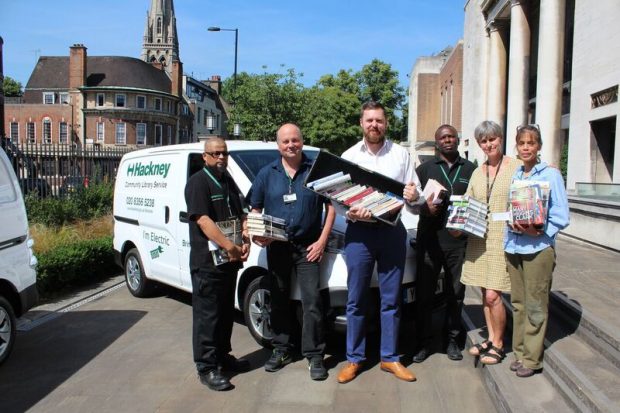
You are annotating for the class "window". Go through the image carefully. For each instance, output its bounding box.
[27,122,36,143]
[167,125,172,145]
[43,92,55,104]
[115,94,126,107]
[182,104,189,115]
[96,122,105,142]
[136,95,146,109]
[10,122,18,142]
[0,157,17,204]
[136,123,147,145]
[197,108,201,124]
[59,122,68,144]
[59,93,70,104]
[115,123,126,145]
[96,93,105,107]
[157,17,162,34]
[42,118,52,143]
[155,124,163,146]
[167,101,171,113]
[154,98,162,111]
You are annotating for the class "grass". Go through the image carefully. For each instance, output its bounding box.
[30,214,114,255]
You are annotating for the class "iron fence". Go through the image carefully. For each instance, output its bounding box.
[1,138,135,198]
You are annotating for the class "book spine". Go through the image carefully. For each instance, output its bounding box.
[313,173,352,191]
[306,171,344,189]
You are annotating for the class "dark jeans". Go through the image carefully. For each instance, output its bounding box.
[191,263,237,374]
[415,236,466,346]
[267,241,325,359]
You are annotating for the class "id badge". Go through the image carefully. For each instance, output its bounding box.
[283,193,297,203]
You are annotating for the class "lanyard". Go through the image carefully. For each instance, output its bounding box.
[439,163,462,194]
[283,167,295,195]
[485,156,503,204]
[203,167,233,216]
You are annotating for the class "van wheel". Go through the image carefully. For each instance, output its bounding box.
[0,296,17,365]
[243,276,274,348]
[124,249,153,297]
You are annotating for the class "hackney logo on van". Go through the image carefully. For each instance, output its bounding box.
[127,161,171,179]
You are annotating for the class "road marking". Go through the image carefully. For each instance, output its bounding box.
[17,282,126,332]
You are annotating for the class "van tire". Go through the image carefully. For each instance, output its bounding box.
[124,249,153,297]
[243,276,274,348]
[0,296,17,365]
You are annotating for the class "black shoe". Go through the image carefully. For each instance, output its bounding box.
[308,357,328,381]
[446,340,463,361]
[264,348,292,372]
[412,347,430,363]
[199,370,233,391]
[220,354,251,372]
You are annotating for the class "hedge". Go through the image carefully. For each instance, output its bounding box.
[36,236,118,295]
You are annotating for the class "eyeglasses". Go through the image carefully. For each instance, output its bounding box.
[204,151,229,158]
[516,124,540,133]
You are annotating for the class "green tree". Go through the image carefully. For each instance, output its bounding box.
[300,86,360,154]
[317,69,360,97]
[2,76,23,97]
[222,67,307,141]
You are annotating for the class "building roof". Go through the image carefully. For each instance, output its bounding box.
[25,56,171,92]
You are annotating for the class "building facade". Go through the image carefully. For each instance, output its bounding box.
[408,42,464,163]
[4,44,187,148]
[183,75,228,140]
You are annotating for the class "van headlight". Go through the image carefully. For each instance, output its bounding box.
[325,229,345,253]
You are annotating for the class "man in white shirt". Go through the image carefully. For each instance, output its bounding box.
[337,101,421,384]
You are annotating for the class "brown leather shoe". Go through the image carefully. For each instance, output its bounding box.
[337,362,362,384]
[380,361,416,382]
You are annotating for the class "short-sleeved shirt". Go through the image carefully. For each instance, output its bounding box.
[184,166,245,271]
[249,153,327,244]
[416,155,477,248]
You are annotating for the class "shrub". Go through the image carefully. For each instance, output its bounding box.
[30,215,113,255]
[36,236,118,295]
[25,182,114,227]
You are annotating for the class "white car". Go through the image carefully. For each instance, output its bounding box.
[113,141,418,346]
[0,146,38,365]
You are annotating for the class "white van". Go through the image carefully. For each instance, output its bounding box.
[113,141,419,346]
[0,147,38,365]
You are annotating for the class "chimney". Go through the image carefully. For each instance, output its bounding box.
[69,44,87,89]
[171,59,182,97]
[209,75,221,94]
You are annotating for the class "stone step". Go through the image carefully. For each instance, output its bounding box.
[466,286,620,412]
[462,295,572,413]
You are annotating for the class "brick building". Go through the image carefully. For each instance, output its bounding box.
[407,41,464,164]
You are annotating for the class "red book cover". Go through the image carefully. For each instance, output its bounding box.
[343,187,375,206]
[510,198,545,227]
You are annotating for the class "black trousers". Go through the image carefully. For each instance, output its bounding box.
[267,241,325,359]
[191,263,237,374]
[415,236,466,346]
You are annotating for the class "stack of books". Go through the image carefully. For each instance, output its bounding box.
[509,180,550,229]
[446,195,488,238]
[247,212,288,241]
[422,178,448,205]
[306,171,405,221]
[209,218,243,265]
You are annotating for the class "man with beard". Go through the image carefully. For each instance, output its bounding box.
[336,101,422,384]
[250,123,335,380]
[184,137,251,391]
[412,124,476,363]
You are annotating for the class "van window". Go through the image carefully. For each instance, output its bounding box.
[188,153,205,178]
[0,159,17,203]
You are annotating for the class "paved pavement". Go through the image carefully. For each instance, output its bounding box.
[1,279,493,413]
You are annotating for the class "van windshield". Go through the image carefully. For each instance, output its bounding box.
[230,149,319,182]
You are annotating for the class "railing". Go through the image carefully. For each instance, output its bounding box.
[1,137,135,198]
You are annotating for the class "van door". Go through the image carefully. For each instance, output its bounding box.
[177,151,204,289]
[125,151,182,287]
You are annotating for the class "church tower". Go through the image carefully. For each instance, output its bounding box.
[141,0,179,74]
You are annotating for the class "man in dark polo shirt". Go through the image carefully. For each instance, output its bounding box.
[250,123,335,381]
[184,137,251,391]
[412,124,477,363]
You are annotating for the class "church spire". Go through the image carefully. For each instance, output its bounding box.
[141,0,179,74]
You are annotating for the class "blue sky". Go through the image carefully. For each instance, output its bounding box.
[1,0,464,91]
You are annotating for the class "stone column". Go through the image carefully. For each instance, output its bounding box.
[536,0,565,166]
[486,21,508,135]
[506,0,530,156]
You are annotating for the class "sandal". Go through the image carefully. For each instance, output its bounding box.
[468,340,492,356]
[480,346,505,365]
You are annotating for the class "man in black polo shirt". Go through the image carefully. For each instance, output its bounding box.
[184,137,251,391]
[412,124,477,363]
[250,123,335,380]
